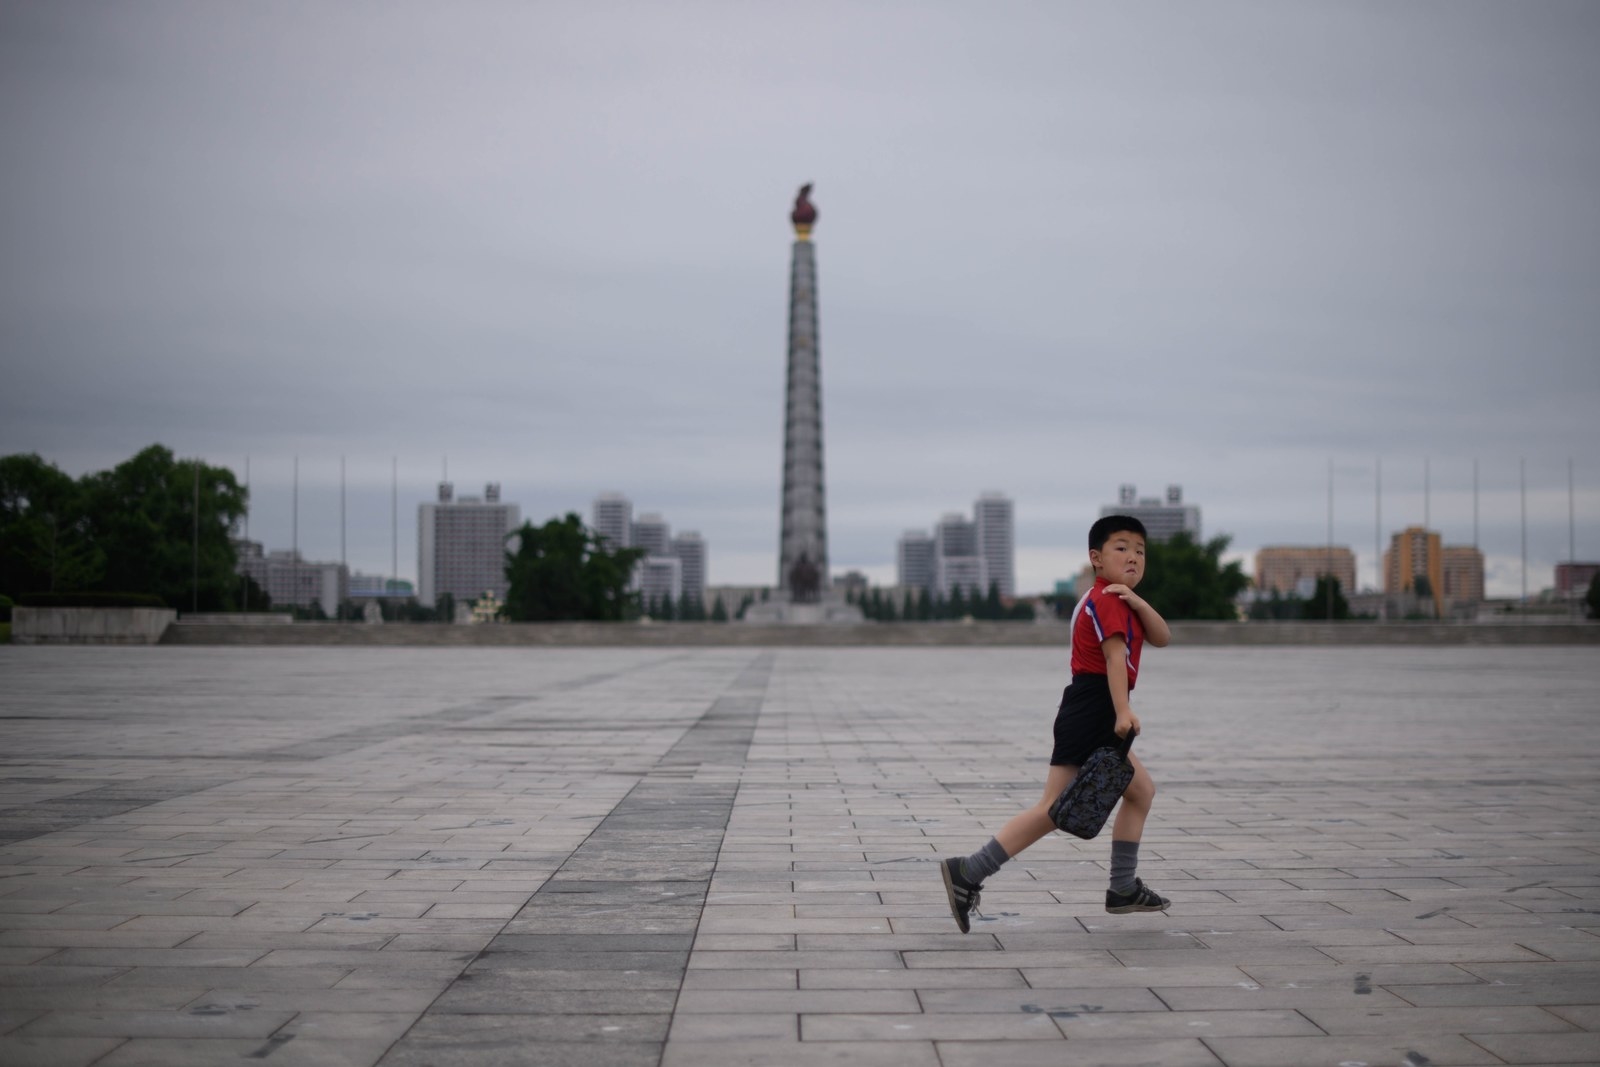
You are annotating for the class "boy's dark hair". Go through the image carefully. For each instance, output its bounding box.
[1089,514,1148,551]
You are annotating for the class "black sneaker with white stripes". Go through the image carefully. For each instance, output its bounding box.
[1105,877,1170,914]
[940,857,983,933]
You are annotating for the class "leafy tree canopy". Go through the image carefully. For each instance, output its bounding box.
[1138,531,1250,620]
[79,446,248,610]
[2,446,248,609]
[0,452,100,598]
[502,513,644,622]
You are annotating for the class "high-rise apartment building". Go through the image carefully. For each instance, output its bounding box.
[1254,545,1358,597]
[897,530,935,592]
[1102,484,1200,544]
[934,513,982,598]
[899,493,1016,599]
[1441,545,1486,604]
[1384,525,1444,616]
[235,540,348,617]
[418,482,520,607]
[592,492,633,551]
[670,532,706,604]
[638,556,683,610]
[974,492,1015,598]
[631,513,670,558]
[593,496,711,605]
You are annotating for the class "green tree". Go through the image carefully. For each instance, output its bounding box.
[1248,589,1307,621]
[75,445,248,610]
[902,590,915,621]
[917,588,932,621]
[983,581,1003,621]
[949,584,967,619]
[711,595,728,622]
[1586,573,1600,620]
[1138,531,1249,620]
[1302,575,1351,620]
[0,452,102,598]
[502,513,644,622]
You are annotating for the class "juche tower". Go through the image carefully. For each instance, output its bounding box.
[778,183,828,600]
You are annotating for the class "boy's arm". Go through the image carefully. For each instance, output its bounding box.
[1102,635,1141,738]
[1103,585,1172,647]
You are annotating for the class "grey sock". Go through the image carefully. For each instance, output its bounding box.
[959,837,1009,885]
[1109,840,1140,894]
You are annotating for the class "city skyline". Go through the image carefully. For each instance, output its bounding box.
[3,5,1595,600]
[151,450,1590,601]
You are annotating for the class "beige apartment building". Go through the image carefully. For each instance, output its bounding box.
[1254,545,1358,597]
[1441,545,1486,603]
[1383,526,1485,616]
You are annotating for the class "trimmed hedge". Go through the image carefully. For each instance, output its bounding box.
[17,592,169,609]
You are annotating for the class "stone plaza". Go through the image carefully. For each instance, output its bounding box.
[0,643,1597,1066]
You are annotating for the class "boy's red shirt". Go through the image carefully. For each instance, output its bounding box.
[1070,577,1145,689]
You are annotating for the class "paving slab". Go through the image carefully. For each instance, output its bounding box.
[1,644,1598,1066]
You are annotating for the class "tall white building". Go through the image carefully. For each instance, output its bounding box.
[974,491,1015,598]
[638,556,683,610]
[1102,484,1200,544]
[418,482,520,607]
[670,532,707,604]
[934,513,982,598]
[631,513,670,558]
[592,492,633,551]
[897,530,935,592]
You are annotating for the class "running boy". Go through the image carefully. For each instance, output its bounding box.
[941,514,1172,932]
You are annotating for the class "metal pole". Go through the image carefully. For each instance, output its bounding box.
[1570,457,1577,608]
[1375,457,1383,620]
[1520,458,1527,604]
[241,456,250,611]
[391,456,398,589]
[192,459,200,614]
[1473,458,1479,550]
[341,454,347,618]
[293,456,300,616]
[1423,456,1430,532]
[1327,457,1334,620]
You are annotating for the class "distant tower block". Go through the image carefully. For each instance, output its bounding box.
[779,183,828,600]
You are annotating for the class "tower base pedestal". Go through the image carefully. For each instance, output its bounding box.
[741,594,864,625]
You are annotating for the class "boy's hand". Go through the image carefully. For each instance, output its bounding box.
[1115,711,1141,738]
[1103,583,1143,607]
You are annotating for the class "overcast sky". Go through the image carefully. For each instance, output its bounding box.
[3,1,1596,597]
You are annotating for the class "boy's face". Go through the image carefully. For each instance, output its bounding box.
[1091,531,1146,588]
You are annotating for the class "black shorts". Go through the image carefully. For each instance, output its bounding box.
[1050,673,1120,767]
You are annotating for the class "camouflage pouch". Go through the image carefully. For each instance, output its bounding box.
[1048,730,1136,840]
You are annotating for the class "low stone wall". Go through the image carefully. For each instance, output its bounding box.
[157,619,1600,647]
[13,606,178,645]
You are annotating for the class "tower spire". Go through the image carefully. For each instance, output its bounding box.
[779,183,827,600]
